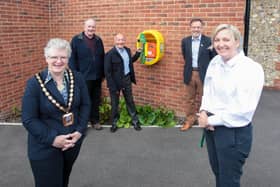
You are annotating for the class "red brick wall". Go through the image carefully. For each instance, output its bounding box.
[49,0,245,117]
[0,0,50,119]
[4,0,270,119]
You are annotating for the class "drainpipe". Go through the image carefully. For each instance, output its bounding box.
[243,0,251,56]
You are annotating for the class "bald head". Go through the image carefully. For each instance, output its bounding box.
[114,33,126,49]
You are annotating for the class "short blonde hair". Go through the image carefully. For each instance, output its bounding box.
[212,24,243,51]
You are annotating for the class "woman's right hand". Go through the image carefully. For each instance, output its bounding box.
[197,111,215,131]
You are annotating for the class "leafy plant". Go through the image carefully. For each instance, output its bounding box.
[99,96,177,128]
[99,97,111,124]
[137,105,155,126]
[117,97,132,128]
[154,107,177,128]
[11,106,21,118]
[137,105,176,128]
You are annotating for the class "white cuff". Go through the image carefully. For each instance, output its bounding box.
[208,115,223,126]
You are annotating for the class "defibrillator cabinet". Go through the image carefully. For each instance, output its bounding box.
[137,30,164,65]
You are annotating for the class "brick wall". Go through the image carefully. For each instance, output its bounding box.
[0,0,254,119]
[0,0,50,119]
[49,0,245,117]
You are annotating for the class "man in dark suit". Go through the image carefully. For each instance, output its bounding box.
[104,33,142,133]
[69,18,105,130]
[181,18,215,131]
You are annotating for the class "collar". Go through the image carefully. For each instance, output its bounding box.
[44,70,69,84]
[220,51,245,68]
[115,46,125,52]
[77,32,99,41]
[83,32,95,40]
[192,35,201,41]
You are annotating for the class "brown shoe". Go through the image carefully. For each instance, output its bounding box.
[92,123,103,130]
[180,122,192,131]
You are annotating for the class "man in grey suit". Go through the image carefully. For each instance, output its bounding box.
[181,18,215,131]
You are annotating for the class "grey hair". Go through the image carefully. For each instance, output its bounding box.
[212,24,243,51]
[84,18,96,26]
[44,38,71,58]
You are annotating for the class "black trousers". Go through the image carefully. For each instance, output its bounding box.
[109,75,138,126]
[29,143,82,187]
[205,124,252,187]
[86,79,102,124]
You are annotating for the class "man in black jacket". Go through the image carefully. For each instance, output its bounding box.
[104,33,142,133]
[181,18,216,131]
[69,18,105,130]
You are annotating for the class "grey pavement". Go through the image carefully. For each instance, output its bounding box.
[0,90,279,187]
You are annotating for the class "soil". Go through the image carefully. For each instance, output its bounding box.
[1,115,21,123]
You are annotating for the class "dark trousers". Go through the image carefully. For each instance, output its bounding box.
[109,75,138,126]
[205,124,253,187]
[29,143,82,187]
[86,79,102,124]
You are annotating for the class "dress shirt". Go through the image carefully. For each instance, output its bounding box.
[191,35,201,68]
[45,70,69,104]
[200,51,264,127]
[116,47,130,75]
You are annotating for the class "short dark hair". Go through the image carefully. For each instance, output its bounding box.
[190,18,204,26]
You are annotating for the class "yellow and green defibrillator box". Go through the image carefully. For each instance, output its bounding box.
[137,30,164,65]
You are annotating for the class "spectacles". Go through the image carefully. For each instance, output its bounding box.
[48,56,68,61]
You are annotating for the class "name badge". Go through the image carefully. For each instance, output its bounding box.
[62,112,74,127]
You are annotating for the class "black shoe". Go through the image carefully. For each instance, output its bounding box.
[110,125,118,133]
[133,123,142,131]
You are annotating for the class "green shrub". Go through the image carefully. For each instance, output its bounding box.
[138,105,176,128]
[99,97,111,124]
[11,106,21,118]
[99,96,177,128]
[116,98,131,128]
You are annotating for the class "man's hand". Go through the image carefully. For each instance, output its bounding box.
[136,48,142,53]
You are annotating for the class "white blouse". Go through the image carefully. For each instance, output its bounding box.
[200,51,264,128]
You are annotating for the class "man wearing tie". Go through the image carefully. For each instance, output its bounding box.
[104,33,142,133]
[181,18,215,131]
